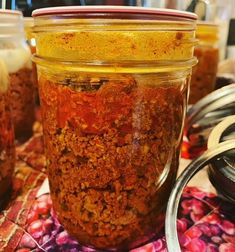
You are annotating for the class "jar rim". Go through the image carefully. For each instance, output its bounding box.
[0,9,24,37]
[32,55,198,74]
[32,5,197,20]
[0,9,22,16]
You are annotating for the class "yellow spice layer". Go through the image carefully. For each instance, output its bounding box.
[35,26,195,62]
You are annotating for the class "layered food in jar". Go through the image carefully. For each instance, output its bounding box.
[0,59,15,207]
[39,71,189,250]
[33,6,197,250]
[2,42,35,139]
[0,10,35,140]
[189,23,219,104]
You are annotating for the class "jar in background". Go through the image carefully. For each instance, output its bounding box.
[137,0,231,60]
[0,59,15,208]
[24,17,39,105]
[24,17,34,50]
[189,22,219,104]
[33,6,197,250]
[0,10,35,140]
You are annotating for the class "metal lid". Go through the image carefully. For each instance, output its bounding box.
[186,84,235,132]
[184,84,235,158]
[165,140,235,252]
[166,108,235,252]
[208,115,235,148]
[208,116,235,203]
[32,6,197,20]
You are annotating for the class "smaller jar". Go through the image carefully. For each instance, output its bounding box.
[0,10,35,140]
[0,59,15,208]
[189,22,219,104]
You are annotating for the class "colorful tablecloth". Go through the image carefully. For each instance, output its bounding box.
[0,129,235,252]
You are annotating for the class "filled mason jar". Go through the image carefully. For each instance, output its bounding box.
[0,10,35,140]
[0,59,15,208]
[189,22,219,104]
[32,6,197,250]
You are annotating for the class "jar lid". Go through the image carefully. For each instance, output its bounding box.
[32,6,197,20]
[186,84,235,130]
[208,116,235,203]
[165,138,235,252]
[185,83,235,157]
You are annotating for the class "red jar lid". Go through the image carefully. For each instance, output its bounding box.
[32,6,197,20]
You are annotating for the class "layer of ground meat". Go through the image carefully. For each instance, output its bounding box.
[9,67,35,140]
[39,73,188,250]
[189,46,219,104]
[0,90,15,208]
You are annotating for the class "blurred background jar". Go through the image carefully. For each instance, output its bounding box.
[24,17,34,52]
[0,59,15,209]
[136,0,231,61]
[24,17,39,105]
[181,0,231,61]
[189,22,219,104]
[0,10,35,141]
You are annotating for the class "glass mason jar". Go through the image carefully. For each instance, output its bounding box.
[189,22,219,104]
[33,6,197,250]
[0,59,15,208]
[0,10,35,140]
